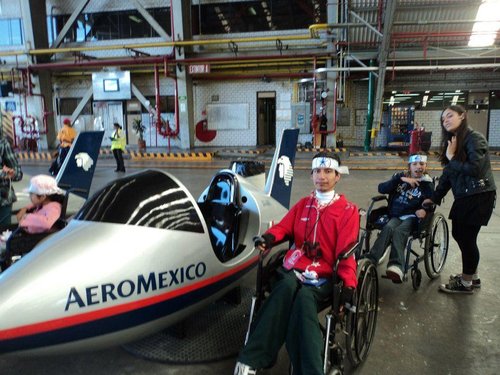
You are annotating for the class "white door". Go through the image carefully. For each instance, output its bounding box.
[93,101,125,146]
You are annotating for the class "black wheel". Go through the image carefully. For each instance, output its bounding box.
[357,228,380,260]
[424,213,449,279]
[346,259,379,367]
[411,268,422,290]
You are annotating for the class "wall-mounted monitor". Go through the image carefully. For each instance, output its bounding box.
[103,78,119,92]
[92,71,131,100]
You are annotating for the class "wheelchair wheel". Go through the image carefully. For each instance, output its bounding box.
[424,213,449,279]
[357,227,379,259]
[345,259,379,367]
[411,268,422,290]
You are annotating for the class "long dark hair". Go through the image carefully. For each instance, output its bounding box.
[438,105,469,165]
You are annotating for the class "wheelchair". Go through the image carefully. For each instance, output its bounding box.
[243,241,379,374]
[357,194,449,290]
[0,188,73,271]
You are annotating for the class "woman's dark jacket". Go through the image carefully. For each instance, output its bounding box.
[433,129,496,204]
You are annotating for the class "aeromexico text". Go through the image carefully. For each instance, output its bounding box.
[65,262,207,311]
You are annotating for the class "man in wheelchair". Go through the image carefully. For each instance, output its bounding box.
[363,153,434,283]
[234,152,359,375]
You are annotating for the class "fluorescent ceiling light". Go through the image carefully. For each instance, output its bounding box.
[129,15,142,23]
[468,0,500,47]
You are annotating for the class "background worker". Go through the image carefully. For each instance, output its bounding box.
[49,118,77,176]
[110,122,126,173]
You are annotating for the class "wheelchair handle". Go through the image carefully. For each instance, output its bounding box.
[421,201,436,211]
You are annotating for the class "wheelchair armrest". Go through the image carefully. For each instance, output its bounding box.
[337,241,359,262]
[332,241,359,279]
[371,195,388,202]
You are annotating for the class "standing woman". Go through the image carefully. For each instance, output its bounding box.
[110,122,126,172]
[424,105,496,294]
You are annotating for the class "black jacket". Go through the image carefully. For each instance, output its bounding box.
[433,129,496,204]
[379,172,434,218]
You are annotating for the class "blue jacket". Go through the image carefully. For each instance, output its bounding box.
[379,172,434,218]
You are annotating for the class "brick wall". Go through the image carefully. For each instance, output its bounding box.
[192,80,295,147]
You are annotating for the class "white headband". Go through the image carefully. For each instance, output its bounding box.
[408,154,428,163]
[312,157,349,174]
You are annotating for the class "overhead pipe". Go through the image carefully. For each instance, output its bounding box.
[316,62,500,73]
[193,72,314,80]
[0,33,314,58]
[28,52,332,72]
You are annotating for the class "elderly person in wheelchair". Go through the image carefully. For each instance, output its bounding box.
[0,175,66,269]
[363,153,434,283]
[234,152,360,375]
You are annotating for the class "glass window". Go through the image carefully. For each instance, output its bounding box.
[52,8,169,42]
[75,170,204,233]
[192,0,326,35]
[0,19,23,46]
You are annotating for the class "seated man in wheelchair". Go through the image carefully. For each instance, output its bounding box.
[234,152,359,375]
[364,153,434,283]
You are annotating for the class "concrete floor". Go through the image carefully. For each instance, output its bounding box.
[1,157,499,375]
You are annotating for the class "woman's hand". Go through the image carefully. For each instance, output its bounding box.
[2,166,14,178]
[446,136,457,160]
[415,208,427,219]
[401,176,420,187]
[16,207,27,222]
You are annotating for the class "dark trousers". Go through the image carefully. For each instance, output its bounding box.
[451,220,481,275]
[238,268,331,375]
[49,146,70,176]
[367,217,415,270]
[112,149,125,171]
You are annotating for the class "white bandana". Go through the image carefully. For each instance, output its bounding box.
[408,154,427,163]
[311,157,349,174]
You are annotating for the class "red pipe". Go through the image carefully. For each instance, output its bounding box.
[154,63,162,135]
[22,68,50,135]
[377,0,384,32]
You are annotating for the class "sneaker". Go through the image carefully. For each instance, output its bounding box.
[234,362,257,375]
[439,277,473,294]
[449,274,481,289]
[386,265,403,284]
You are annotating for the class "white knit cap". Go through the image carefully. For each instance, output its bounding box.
[25,175,64,195]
